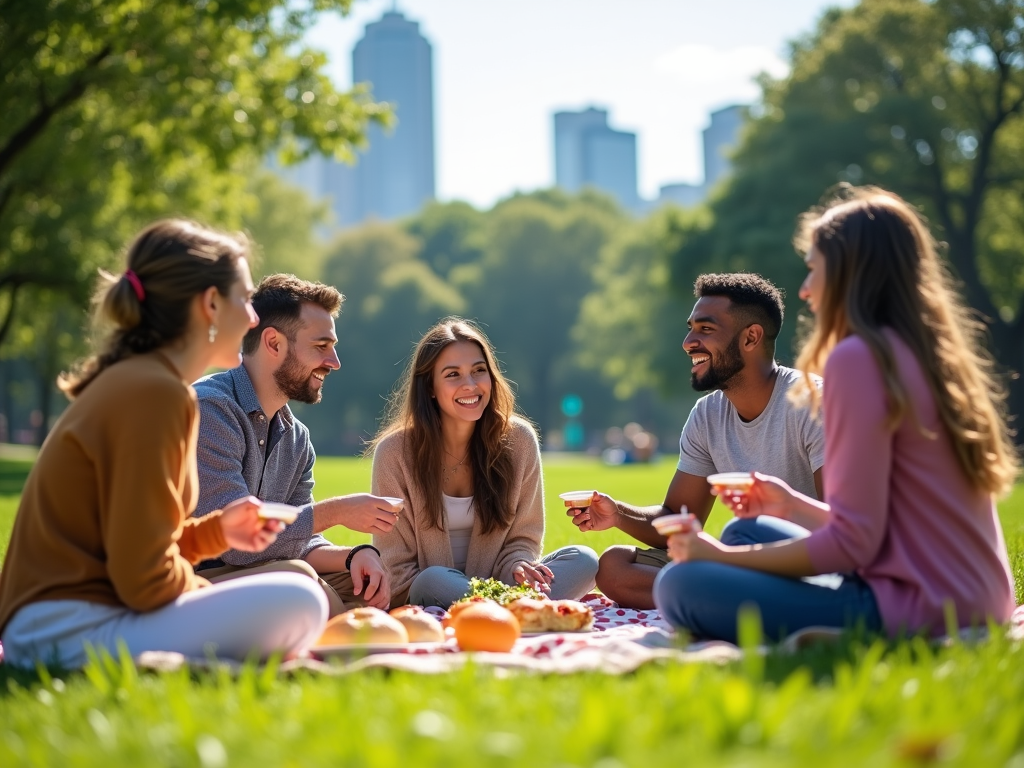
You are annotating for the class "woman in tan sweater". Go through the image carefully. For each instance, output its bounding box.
[0,220,327,667]
[371,318,598,608]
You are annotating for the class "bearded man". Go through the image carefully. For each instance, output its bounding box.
[192,274,400,614]
[564,273,825,610]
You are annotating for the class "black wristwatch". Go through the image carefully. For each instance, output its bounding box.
[345,543,381,571]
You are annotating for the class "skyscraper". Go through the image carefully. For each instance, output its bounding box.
[553,107,639,211]
[325,10,435,226]
[702,105,745,191]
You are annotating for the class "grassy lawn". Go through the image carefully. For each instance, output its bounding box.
[1,455,1024,767]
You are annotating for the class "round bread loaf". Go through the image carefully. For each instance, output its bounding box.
[315,607,409,646]
[452,601,520,652]
[389,606,445,642]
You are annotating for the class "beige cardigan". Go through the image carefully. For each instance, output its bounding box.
[371,417,544,606]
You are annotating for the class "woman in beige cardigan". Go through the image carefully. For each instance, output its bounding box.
[370,318,598,608]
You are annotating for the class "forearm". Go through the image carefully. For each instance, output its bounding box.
[304,544,353,573]
[705,537,817,578]
[614,502,671,548]
[783,496,832,531]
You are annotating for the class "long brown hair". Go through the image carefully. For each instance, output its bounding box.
[793,186,1018,495]
[370,317,520,533]
[60,219,248,398]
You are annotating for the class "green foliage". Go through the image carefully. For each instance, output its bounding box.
[461,191,627,434]
[0,0,389,349]
[457,577,543,605]
[243,170,331,282]
[302,223,465,452]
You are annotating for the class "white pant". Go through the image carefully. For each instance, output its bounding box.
[1,572,327,668]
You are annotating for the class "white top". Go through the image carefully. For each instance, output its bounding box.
[443,493,475,573]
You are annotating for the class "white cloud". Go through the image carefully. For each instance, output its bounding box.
[655,44,790,85]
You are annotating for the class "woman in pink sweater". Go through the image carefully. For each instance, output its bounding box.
[654,188,1018,642]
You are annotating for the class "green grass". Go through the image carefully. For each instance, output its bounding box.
[2,456,1024,767]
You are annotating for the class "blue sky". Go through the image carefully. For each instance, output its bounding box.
[305,0,857,208]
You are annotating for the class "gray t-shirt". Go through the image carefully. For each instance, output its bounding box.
[677,366,824,499]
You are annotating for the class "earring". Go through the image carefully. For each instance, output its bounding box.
[208,324,218,344]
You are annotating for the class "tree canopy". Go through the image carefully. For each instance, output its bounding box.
[0,0,389,345]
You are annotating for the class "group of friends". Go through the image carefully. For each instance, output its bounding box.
[0,185,1017,668]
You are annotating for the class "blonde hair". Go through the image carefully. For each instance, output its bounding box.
[793,186,1018,496]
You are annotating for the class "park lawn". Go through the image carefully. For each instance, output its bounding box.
[0,455,1023,767]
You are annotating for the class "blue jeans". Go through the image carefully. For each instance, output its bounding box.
[653,516,883,643]
[408,545,599,608]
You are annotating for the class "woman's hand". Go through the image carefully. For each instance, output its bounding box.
[511,561,554,594]
[350,548,391,610]
[219,496,285,552]
[714,472,798,520]
[666,515,725,563]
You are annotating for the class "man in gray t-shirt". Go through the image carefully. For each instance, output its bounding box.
[564,273,825,610]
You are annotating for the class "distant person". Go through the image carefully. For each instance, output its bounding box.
[193,274,398,615]
[371,317,599,608]
[0,221,326,667]
[656,188,1018,642]
[565,273,824,610]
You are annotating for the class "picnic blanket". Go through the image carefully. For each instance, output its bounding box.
[5,601,1024,673]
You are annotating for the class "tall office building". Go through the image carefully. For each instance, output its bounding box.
[554,107,639,211]
[325,10,435,226]
[702,105,745,191]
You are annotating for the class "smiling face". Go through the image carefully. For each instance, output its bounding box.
[431,340,492,427]
[799,246,827,315]
[272,302,340,404]
[212,257,259,370]
[683,295,747,392]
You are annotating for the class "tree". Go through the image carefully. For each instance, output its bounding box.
[404,200,486,279]
[459,190,623,436]
[0,0,389,345]
[308,222,464,452]
[653,0,1024,417]
[243,170,331,282]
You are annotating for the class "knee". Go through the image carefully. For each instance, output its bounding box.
[271,559,320,581]
[720,517,759,546]
[408,566,466,608]
[265,573,329,630]
[653,561,720,629]
[596,546,635,589]
[565,545,599,578]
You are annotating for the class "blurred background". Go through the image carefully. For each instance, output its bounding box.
[3,0,1023,456]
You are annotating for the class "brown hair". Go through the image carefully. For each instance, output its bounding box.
[242,274,343,355]
[59,219,248,398]
[370,317,520,533]
[793,186,1018,495]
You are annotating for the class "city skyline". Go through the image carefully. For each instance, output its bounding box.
[304,0,856,209]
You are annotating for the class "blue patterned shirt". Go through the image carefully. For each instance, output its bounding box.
[192,365,329,567]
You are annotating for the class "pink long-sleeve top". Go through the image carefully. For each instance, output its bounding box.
[804,331,1015,637]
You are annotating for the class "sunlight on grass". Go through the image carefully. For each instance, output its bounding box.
[1,456,1024,766]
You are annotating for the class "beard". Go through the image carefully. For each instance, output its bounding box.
[273,348,327,404]
[690,332,745,392]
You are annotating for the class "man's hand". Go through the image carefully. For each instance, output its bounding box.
[219,496,285,552]
[666,515,724,563]
[511,560,554,594]
[350,548,391,610]
[564,492,620,533]
[315,494,403,534]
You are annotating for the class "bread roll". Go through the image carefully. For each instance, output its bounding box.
[389,606,445,642]
[315,607,409,646]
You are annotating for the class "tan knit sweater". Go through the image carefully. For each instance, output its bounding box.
[371,417,544,606]
[0,353,228,635]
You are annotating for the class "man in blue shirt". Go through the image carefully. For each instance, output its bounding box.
[192,274,401,615]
